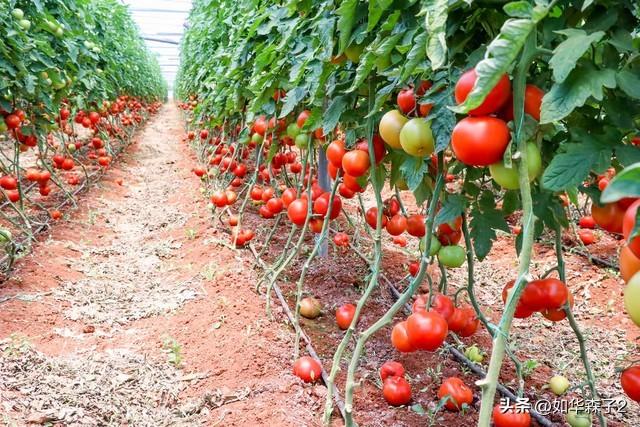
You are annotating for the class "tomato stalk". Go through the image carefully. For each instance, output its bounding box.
[342,163,445,425]
[323,81,387,425]
[476,34,538,427]
[554,222,607,427]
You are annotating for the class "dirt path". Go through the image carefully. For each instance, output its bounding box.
[0,104,324,426]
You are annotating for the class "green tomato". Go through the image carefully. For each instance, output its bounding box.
[566,409,592,427]
[238,136,250,145]
[84,40,93,49]
[40,71,49,80]
[286,122,300,139]
[19,19,31,30]
[624,272,640,327]
[419,235,441,256]
[437,245,465,268]
[489,143,542,190]
[55,27,64,38]
[68,144,76,153]
[548,375,570,395]
[395,177,408,191]
[0,122,8,133]
[295,133,309,149]
[0,228,12,243]
[46,21,58,32]
[344,44,364,63]
[399,118,435,157]
[464,345,484,363]
[250,133,263,145]
[11,8,24,20]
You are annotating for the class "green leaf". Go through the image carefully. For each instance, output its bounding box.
[616,69,640,100]
[368,0,393,31]
[601,163,640,203]
[503,1,533,18]
[424,0,448,70]
[400,156,428,190]
[541,137,612,191]
[540,65,616,124]
[337,0,358,53]
[470,202,510,261]
[451,4,550,114]
[435,195,466,227]
[615,145,640,168]
[401,32,427,81]
[549,29,605,83]
[279,86,308,118]
[322,96,349,134]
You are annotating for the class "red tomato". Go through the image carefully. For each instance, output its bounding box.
[338,183,356,199]
[365,207,388,229]
[437,217,463,246]
[261,187,275,203]
[228,215,239,227]
[392,235,407,247]
[250,186,263,201]
[406,311,448,351]
[4,114,21,130]
[391,321,415,353]
[620,245,640,283]
[397,88,416,114]
[385,198,401,217]
[623,199,640,258]
[382,376,412,406]
[386,214,407,236]
[492,404,532,427]
[50,210,62,220]
[296,110,311,128]
[333,232,350,247]
[335,304,356,330]
[326,139,346,168]
[622,366,640,402]
[313,192,342,220]
[502,280,534,319]
[211,190,229,207]
[591,202,624,233]
[343,174,365,192]
[432,294,455,322]
[266,198,284,214]
[458,307,479,337]
[523,84,544,121]
[341,150,370,178]
[406,214,425,237]
[577,229,597,245]
[520,278,568,311]
[408,261,420,277]
[451,116,510,166]
[379,361,405,382]
[293,356,322,383]
[287,198,308,226]
[356,135,386,165]
[437,377,473,411]
[281,188,297,207]
[454,69,511,116]
[541,291,574,322]
[309,218,323,233]
[598,178,609,191]
[578,216,596,229]
[259,205,274,219]
[0,176,17,190]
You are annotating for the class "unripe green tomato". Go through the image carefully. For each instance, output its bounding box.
[0,122,8,133]
[399,118,435,157]
[295,133,309,149]
[419,235,441,256]
[0,228,13,243]
[624,272,640,327]
[40,71,49,80]
[238,136,250,145]
[437,245,465,268]
[67,144,76,153]
[344,44,364,63]
[489,143,542,190]
[44,79,52,86]
[286,122,300,138]
[207,202,214,210]
[11,9,24,20]
[464,345,484,363]
[19,19,31,30]
[55,27,64,38]
[84,40,93,49]
[566,409,592,427]
[548,375,570,395]
[54,81,66,90]
[251,133,263,145]
[46,21,57,31]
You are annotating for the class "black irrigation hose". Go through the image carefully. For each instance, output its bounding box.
[246,243,347,421]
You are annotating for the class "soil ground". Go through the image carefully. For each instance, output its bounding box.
[0,103,638,427]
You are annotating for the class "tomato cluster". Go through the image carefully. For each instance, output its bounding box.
[502,278,572,321]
